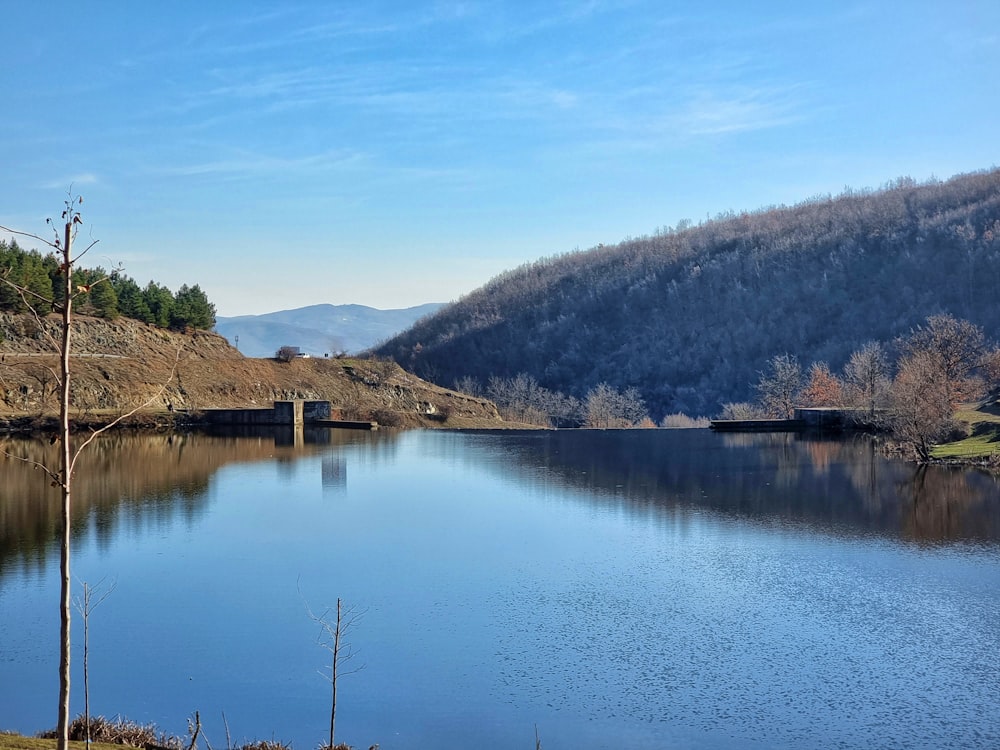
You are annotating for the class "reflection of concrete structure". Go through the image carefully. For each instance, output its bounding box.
[202,400,376,429]
[322,456,347,491]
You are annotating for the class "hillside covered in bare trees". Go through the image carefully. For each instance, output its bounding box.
[375,169,1000,418]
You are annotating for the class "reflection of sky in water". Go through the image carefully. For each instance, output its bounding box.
[0,429,997,750]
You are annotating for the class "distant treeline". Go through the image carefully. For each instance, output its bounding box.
[0,239,215,330]
[376,169,1000,417]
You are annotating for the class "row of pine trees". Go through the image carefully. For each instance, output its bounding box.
[0,239,215,330]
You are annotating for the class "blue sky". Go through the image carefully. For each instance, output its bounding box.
[1,1,997,316]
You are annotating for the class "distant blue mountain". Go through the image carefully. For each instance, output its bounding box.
[215,302,445,358]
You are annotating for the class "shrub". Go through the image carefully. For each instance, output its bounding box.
[718,402,765,420]
[661,412,710,428]
[371,408,402,427]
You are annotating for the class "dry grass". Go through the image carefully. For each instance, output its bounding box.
[36,716,180,749]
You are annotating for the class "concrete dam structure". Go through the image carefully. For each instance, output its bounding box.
[201,400,377,429]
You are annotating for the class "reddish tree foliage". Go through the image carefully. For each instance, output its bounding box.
[798,362,844,407]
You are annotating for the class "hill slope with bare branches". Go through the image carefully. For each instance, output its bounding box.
[376,169,1000,417]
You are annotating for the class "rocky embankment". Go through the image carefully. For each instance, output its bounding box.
[0,312,503,429]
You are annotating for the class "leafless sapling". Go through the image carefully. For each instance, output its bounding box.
[302,593,365,750]
[73,576,116,750]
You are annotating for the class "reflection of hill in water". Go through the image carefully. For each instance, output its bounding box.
[472,430,1000,545]
[0,429,397,579]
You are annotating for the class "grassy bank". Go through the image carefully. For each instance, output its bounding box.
[0,713,357,750]
[932,401,1000,460]
[0,736,117,750]
[0,731,351,750]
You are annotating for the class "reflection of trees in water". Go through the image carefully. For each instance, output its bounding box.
[476,430,1000,544]
[844,437,884,515]
[898,465,1000,543]
[1,433,209,580]
[804,439,841,475]
[0,429,398,579]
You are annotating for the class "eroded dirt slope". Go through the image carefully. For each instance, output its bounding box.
[0,313,502,428]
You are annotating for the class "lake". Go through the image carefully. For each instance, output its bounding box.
[1,428,998,749]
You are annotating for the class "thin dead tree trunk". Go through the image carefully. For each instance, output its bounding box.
[81,583,91,749]
[57,217,73,750]
[75,578,115,750]
[329,598,341,750]
[300,586,364,750]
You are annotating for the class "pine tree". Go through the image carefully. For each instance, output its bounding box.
[170,283,216,330]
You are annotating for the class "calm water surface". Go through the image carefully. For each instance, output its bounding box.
[0,428,998,749]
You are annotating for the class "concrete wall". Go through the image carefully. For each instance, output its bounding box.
[304,400,332,421]
[203,400,331,426]
[202,408,275,425]
[273,400,304,425]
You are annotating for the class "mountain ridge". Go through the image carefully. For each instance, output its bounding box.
[215,302,444,358]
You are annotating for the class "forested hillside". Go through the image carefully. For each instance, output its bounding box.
[375,169,1000,417]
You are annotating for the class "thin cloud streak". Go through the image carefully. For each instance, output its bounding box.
[38,174,100,190]
[155,149,367,179]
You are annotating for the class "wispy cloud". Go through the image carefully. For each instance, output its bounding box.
[155,148,365,179]
[673,86,806,136]
[38,174,99,190]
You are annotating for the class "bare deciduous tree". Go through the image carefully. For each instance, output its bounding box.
[452,375,482,397]
[884,315,990,460]
[302,594,365,750]
[718,401,765,420]
[584,382,647,428]
[897,314,986,406]
[487,373,581,427]
[889,349,956,461]
[842,341,891,420]
[754,354,802,419]
[74,577,117,749]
